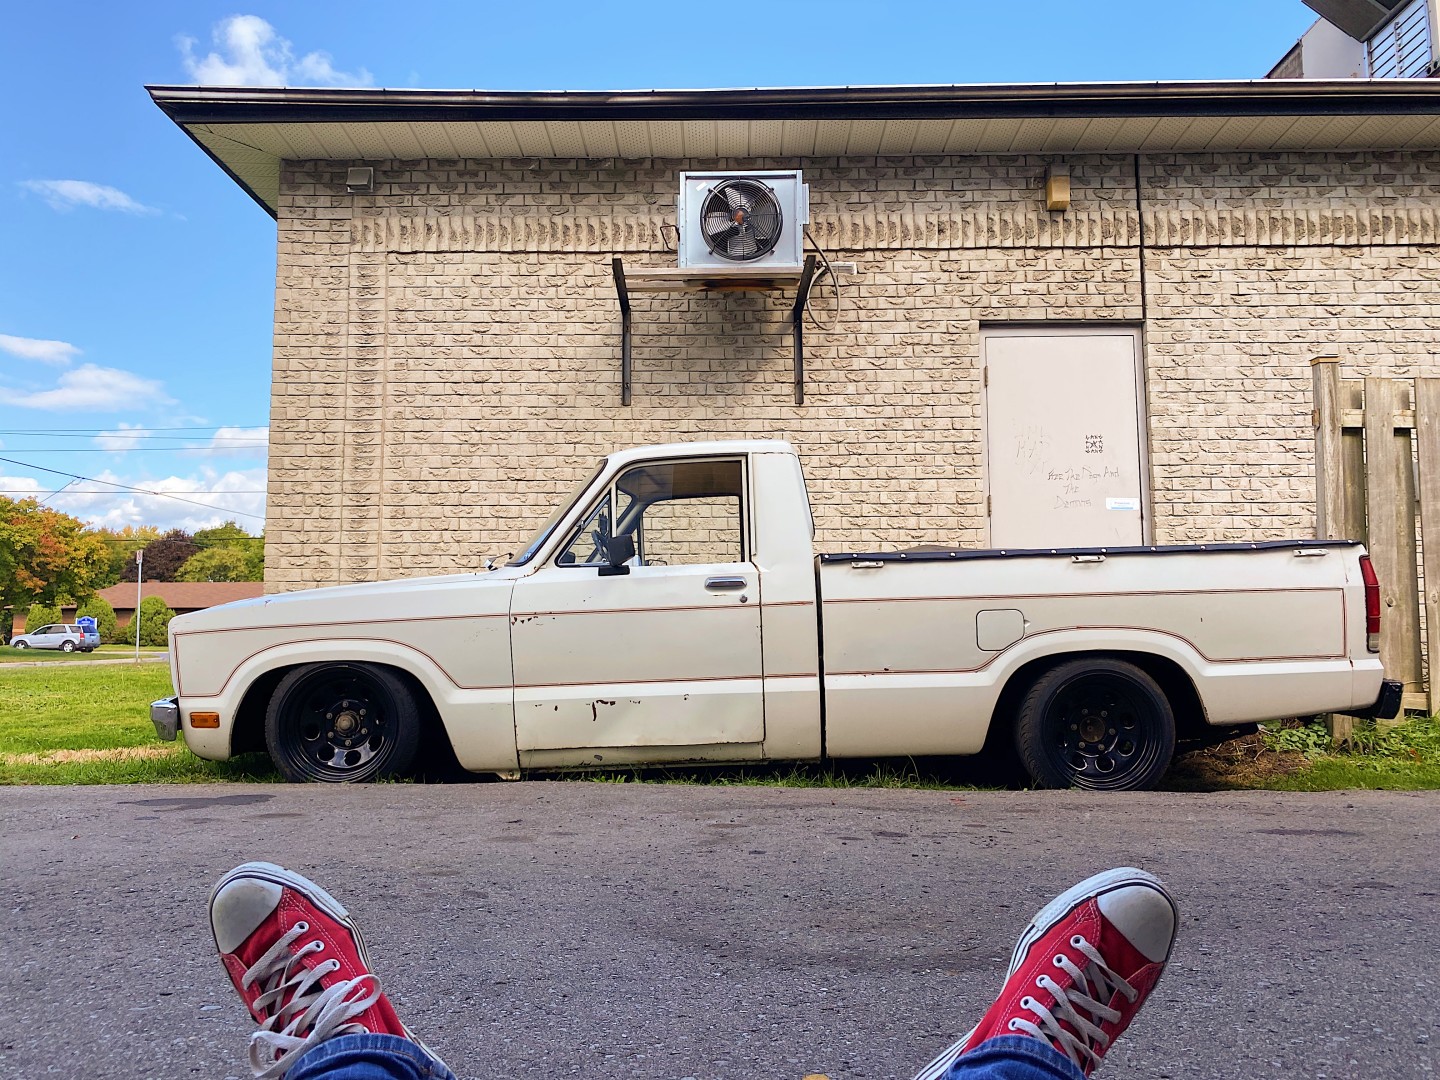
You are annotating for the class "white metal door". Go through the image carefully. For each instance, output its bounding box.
[984,329,1146,548]
[509,564,764,754]
[509,456,765,760]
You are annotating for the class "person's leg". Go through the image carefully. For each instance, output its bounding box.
[209,861,455,1080]
[285,1033,453,1080]
[914,867,1178,1080]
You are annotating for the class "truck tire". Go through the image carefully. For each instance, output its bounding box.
[264,662,420,783]
[1015,658,1175,791]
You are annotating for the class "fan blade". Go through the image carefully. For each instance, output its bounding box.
[708,222,744,249]
[727,231,759,259]
[703,210,735,235]
[722,184,745,210]
[731,185,761,213]
[746,206,782,240]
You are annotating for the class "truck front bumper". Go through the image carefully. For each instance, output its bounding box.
[150,697,180,741]
[1353,679,1403,721]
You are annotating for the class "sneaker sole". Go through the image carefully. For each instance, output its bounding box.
[911,867,1176,1080]
[210,861,447,1071]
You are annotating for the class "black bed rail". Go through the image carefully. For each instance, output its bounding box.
[817,538,1360,565]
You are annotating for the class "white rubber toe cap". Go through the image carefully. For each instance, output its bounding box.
[211,877,285,954]
[1097,883,1178,964]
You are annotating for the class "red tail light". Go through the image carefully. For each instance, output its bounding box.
[1360,554,1381,653]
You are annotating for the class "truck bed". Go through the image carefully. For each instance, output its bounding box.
[816,538,1374,759]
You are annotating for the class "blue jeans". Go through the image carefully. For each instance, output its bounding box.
[288,1034,456,1080]
[943,1035,1086,1080]
[288,1032,1082,1080]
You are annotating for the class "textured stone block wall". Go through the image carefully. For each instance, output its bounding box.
[266,151,1440,589]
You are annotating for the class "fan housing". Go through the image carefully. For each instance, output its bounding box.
[677,171,808,270]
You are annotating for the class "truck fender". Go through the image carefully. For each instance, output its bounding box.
[983,627,1209,729]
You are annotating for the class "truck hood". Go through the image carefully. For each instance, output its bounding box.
[170,569,522,634]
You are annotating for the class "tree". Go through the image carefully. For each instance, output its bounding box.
[94,525,160,588]
[188,521,265,580]
[177,545,256,583]
[136,595,176,647]
[130,530,200,583]
[0,497,109,615]
[76,596,119,645]
[24,601,63,634]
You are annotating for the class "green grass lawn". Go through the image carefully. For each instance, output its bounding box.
[0,644,168,664]
[1261,716,1440,790]
[0,662,275,784]
[1,662,1437,789]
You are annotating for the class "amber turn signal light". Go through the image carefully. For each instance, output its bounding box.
[188,712,221,729]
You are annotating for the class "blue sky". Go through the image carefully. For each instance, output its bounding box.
[1,1,1321,532]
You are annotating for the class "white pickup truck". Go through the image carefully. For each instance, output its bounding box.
[151,439,1400,790]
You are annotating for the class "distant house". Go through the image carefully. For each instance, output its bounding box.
[7,581,263,637]
[75,581,264,628]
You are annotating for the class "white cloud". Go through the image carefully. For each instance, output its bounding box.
[0,475,44,499]
[47,467,268,533]
[178,16,372,87]
[0,334,81,365]
[6,364,175,411]
[20,180,159,215]
[190,425,270,457]
[94,423,154,451]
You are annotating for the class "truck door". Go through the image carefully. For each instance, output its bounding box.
[509,456,765,762]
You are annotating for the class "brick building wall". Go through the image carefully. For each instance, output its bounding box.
[266,151,1440,590]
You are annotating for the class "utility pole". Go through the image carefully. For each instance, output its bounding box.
[134,549,143,661]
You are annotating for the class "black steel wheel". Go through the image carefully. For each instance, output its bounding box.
[264,663,420,783]
[1015,658,1175,791]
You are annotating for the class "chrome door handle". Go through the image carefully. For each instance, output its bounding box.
[704,576,748,591]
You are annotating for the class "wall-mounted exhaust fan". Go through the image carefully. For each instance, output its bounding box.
[677,170,808,271]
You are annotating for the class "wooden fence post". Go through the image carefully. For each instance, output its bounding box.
[1364,377,1423,719]
[1313,357,1346,540]
[1313,358,1369,739]
[1417,379,1440,717]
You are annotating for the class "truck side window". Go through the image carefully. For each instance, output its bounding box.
[555,498,614,566]
[625,459,745,566]
[638,496,742,565]
[554,458,745,567]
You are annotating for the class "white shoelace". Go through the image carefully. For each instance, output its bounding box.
[240,921,381,1079]
[1008,934,1138,1072]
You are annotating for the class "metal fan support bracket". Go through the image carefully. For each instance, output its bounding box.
[611,255,818,406]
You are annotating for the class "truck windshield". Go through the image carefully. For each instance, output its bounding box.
[508,461,606,567]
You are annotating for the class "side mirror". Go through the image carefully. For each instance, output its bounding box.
[598,534,635,576]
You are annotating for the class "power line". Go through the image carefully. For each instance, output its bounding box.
[0,488,267,495]
[0,425,268,434]
[0,446,268,452]
[0,433,266,443]
[0,456,264,521]
[91,536,264,544]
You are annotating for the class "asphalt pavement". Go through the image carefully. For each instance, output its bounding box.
[1,784,1436,1079]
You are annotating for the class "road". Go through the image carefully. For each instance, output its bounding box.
[1,784,1436,1079]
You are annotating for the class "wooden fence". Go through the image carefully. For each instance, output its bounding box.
[1313,357,1438,731]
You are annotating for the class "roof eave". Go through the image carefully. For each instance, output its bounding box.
[148,79,1440,125]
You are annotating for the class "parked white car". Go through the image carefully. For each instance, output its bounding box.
[11,623,99,652]
[152,440,1400,790]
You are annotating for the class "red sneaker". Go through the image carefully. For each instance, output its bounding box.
[210,861,446,1079]
[913,868,1177,1079]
